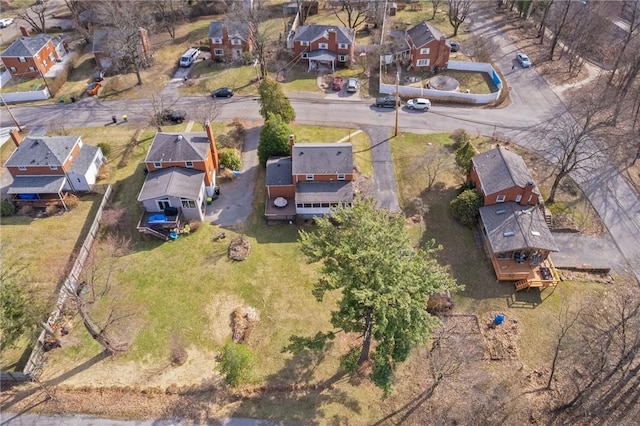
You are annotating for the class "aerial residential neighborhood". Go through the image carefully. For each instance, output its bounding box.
[0,0,639,424]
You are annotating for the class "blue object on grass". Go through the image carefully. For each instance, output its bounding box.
[149,214,167,223]
[494,314,505,325]
[169,231,178,240]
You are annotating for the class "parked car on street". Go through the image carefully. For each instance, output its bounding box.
[516,52,531,68]
[211,87,234,98]
[449,41,460,52]
[406,98,431,111]
[0,18,14,28]
[374,95,397,108]
[346,78,358,93]
[160,109,187,124]
[331,76,343,91]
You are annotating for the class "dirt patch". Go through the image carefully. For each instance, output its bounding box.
[480,312,521,361]
[205,293,245,346]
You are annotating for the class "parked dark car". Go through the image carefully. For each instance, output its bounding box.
[211,87,234,98]
[331,76,343,91]
[449,41,460,52]
[374,95,397,108]
[160,109,186,124]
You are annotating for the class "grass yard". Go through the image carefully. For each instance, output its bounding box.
[181,65,259,96]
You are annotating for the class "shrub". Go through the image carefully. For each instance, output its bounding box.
[451,129,470,149]
[219,148,242,171]
[187,220,201,233]
[65,194,80,209]
[98,142,111,157]
[20,205,33,216]
[0,200,16,217]
[218,340,254,387]
[258,113,291,166]
[450,189,483,227]
[455,140,475,173]
[46,204,60,216]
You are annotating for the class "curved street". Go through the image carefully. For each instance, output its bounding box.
[1,9,638,283]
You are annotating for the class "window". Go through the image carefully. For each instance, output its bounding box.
[28,67,36,72]
[181,199,196,209]
[153,162,162,168]
[338,43,348,49]
[300,41,309,46]
[185,161,194,168]
[306,174,314,181]
[337,173,345,180]
[157,198,170,210]
[302,52,308,59]
[212,37,222,44]
[9,67,16,73]
[214,49,224,56]
[312,203,321,208]
[303,203,312,208]
[18,56,26,62]
[318,43,328,49]
[338,55,347,62]
[496,195,506,203]
[420,48,430,55]
[416,59,430,67]
[321,203,329,208]
[49,166,58,170]
[49,53,55,61]
[515,194,522,203]
[231,38,242,45]
[296,203,303,208]
[18,166,26,171]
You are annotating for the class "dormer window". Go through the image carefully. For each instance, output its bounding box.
[185,161,194,168]
[154,162,161,168]
[306,174,314,181]
[338,173,345,180]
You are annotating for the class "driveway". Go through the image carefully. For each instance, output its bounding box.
[362,126,400,212]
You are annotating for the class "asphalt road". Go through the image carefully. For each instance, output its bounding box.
[1,6,638,282]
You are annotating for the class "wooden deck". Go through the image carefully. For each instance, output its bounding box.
[264,196,296,222]
[490,256,560,291]
[12,193,72,210]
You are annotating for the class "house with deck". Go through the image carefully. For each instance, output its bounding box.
[265,135,354,222]
[136,122,219,240]
[3,130,105,209]
[290,25,356,72]
[208,21,253,62]
[470,146,559,291]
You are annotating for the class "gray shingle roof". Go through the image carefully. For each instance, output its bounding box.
[266,157,293,186]
[296,181,354,204]
[5,136,79,167]
[406,22,443,49]
[479,202,558,254]
[208,21,250,41]
[308,49,336,61]
[291,143,353,175]
[293,25,355,44]
[8,175,66,194]
[138,167,204,201]
[69,145,103,175]
[2,34,53,57]
[145,133,210,163]
[92,29,111,53]
[471,146,539,196]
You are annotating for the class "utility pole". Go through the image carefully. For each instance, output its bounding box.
[394,65,400,136]
[0,94,24,132]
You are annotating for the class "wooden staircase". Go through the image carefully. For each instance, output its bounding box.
[139,226,169,241]
[515,279,531,292]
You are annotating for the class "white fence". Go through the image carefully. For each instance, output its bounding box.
[379,60,503,104]
[0,70,11,87]
[23,185,113,378]
[1,88,51,103]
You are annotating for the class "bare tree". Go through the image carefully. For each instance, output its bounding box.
[17,0,49,34]
[430,0,444,20]
[69,234,135,355]
[410,146,450,191]
[331,0,368,29]
[447,0,473,37]
[63,0,90,37]
[151,0,188,39]
[547,303,582,390]
[536,0,554,43]
[547,0,573,60]
[609,0,640,85]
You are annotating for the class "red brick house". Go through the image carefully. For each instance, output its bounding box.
[469,146,559,291]
[4,130,105,209]
[291,25,356,72]
[265,135,354,221]
[404,22,450,72]
[137,122,220,238]
[208,21,253,62]
[469,146,540,207]
[1,34,60,78]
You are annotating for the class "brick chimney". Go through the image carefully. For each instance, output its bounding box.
[19,26,30,37]
[289,134,295,155]
[327,28,337,49]
[10,129,23,147]
[205,121,219,173]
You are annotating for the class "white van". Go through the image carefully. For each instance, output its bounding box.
[179,48,200,67]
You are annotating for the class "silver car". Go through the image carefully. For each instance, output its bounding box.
[406,98,431,111]
[346,78,358,93]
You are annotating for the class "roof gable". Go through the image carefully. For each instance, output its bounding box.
[472,146,538,195]
[291,143,353,175]
[5,136,80,167]
[145,133,210,163]
[2,34,53,57]
[293,25,355,45]
[138,168,205,201]
[406,22,443,49]
[208,21,250,41]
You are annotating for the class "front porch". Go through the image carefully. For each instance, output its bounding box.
[490,255,560,291]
